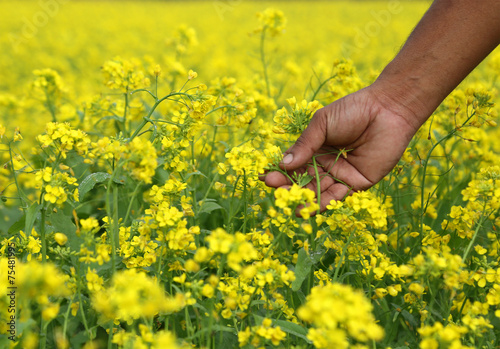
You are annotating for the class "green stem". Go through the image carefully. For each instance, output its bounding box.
[39,315,48,349]
[132,88,157,100]
[332,229,356,283]
[129,118,149,142]
[107,322,114,349]
[206,105,235,116]
[124,182,141,225]
[112,184,119,271]
[40,206,47,263]
[205,300,215,348]
[420,113,475,235]
[8,142,28,207]
[226,175,241,231]
[260,28,271,97]
[129,92,193,142]
[201,173,219,205]
[191,139,196,167]
[242,171,248,234]
[312,156,321,215]
[62,297,74,344]
[155,76,158,98]
[184,306,195,339]
[77,282,91,340]
[206,124,219,165]
[462,211,488,262]
[105,169,119,274]
[123,91,129,137]
[45,88,57,122]
[311,74,337,101]
[156,241,166,280]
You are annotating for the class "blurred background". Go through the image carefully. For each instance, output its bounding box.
[0,0,434,97]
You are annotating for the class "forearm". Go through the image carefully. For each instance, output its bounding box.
[373,0,500,130]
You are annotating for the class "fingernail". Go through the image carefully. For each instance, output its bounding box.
[282,153,293,164]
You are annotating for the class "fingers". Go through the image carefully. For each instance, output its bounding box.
[264,170,293,188]
[315,154,374,192]
[264,155,359,213]
[280,109,327,171]
[303,166,336,193]
[265,164,352,215]
[293,182,352,217]
[318,182,351,211]
[305,173,352,212]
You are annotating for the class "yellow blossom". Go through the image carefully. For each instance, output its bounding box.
[54,233,68,246]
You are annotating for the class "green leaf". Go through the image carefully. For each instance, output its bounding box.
[95,115,124,123]
[294,172,314,187]
[185,170,208,179]
[338,271,356,283]
[214,327,238,349]
[49,209,77,236]
[396,305,418,329]
[273,319,311,343]
[25,202,41,235]
[309,249,326,264]
[187,324,236,341]
[318,249,337,270]
[253,315,311,344]
[78,172,111,201]
[8,215,25,235]
[70,329,96,348]
[219,140,230,152]
[198,200,224,215]
[291,248,314,291]
[13,318,37,336]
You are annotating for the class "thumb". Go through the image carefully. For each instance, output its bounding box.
[280,111,327,170]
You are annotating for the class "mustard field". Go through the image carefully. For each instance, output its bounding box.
[1,1,500,348]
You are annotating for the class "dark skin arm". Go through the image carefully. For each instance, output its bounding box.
[264,0,500,211]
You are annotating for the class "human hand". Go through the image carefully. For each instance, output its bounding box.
[264,85,419,211]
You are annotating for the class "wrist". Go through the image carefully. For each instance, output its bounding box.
[368,71,437,133]
[368,0,500,134]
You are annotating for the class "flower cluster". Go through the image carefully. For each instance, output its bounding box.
[254,8,287,37]
[274,184,319,219]
[204,228,258,272]
[324,191,388,230]
[0,257,70,338]
[91,269,185,323]
[35,168,79,206]
[101,57,151,92]
[297,282,384,348]
[31,69,67,112]
[88,135,158,184]
[273,97,322,135]
[122,137,158,184]
[145,203,197,253]
[112,327,180,349]
[238,318,286,347]
[37,122,91,158]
